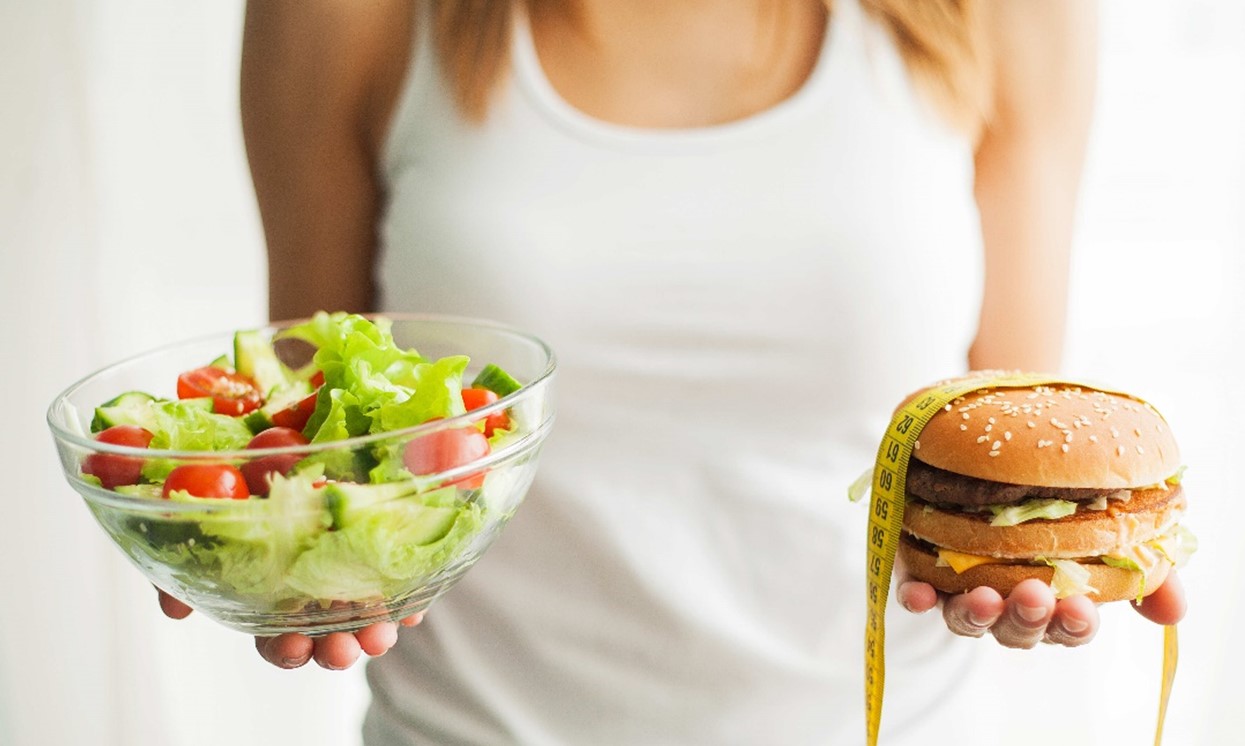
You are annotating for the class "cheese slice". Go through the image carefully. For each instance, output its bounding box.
[936,548,1009,574]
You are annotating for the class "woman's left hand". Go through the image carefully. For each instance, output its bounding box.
[897,570,1187,649]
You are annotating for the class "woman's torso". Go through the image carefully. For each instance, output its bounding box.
[368,1,985,743]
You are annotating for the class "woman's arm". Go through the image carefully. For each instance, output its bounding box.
[901,0,1185,647]
[967,0,1096,374]
[242,0,413,320]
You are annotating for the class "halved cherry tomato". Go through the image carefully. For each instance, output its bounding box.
[83,425,154,489]
[177,366,263,416]
[240,427,310,496]
[162,464,250,500]
[271,389,320,433]
[310,370,325,388]
[403,427,490,489]
[461,387,510,437]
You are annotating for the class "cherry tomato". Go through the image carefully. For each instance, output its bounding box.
[83,425,154,489]
[176,366,263,416]
[403,427,490,489]
[461,387,510,437]
[240,427,310,496]
[270,389,320,433]
[310,370,325,388]
[162,464,250,500]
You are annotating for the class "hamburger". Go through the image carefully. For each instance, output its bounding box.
[896,378,1195,603]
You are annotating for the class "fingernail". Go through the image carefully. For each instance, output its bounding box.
[1060,616,1089,634]
[1017,604,1046,623]
[281,657,304,667]
[968,610,992,628]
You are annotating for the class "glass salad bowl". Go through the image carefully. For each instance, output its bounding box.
[47,314,555,636]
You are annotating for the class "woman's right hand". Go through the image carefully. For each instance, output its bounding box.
[157,588,422,670]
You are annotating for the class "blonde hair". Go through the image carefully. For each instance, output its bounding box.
[432,0,989,131]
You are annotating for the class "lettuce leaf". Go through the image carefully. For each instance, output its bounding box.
[140,399,256,482]
[1150,524,1198,568]
[279,312,469,442]
[989,498,1077,527]
[170,472,331,598]
[1040,557,1098,599]
[285,497,483,602]
[847,467,873,503]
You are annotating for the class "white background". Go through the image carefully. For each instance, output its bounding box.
[1,1,1242,744]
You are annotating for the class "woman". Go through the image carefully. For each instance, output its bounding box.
[162,0,1186,742]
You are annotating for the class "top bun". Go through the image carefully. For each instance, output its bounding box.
[911,379,1180,489]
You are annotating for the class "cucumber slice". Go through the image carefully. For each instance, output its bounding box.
[114,483,164,499]
[207,354,232,370]
[242,408,275,434]
[234,329,293,396]
[471,364,522,397]
[242,379,314,434]
[325,481,419,529]
[91,391,157,433]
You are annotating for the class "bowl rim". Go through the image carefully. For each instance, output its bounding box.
[47,312,557,463]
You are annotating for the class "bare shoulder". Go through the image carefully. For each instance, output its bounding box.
[979,0,1098,131]
[242,0,415,154]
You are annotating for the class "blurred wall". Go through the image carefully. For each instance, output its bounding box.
[1,2,368,745]
[2,1,1242,745]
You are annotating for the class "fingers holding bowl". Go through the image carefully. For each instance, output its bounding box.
[156,587,194,620]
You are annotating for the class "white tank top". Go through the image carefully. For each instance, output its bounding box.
[370,1,984,743]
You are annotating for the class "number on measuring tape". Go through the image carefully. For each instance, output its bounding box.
[894,414,914,434]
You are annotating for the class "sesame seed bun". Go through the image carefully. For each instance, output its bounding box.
[912,384,1181,489]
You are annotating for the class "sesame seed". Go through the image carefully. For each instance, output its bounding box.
[1117,445,1126,457]
[915,440,921,451]
[1137,445,1145,455]
[1027,421,1036,428]
[1004,432,1013,441]
[1110,427,1120,438]
[977,435,989,444]
[1134,428,1142,437]
[1089,435,1099,443]
[962,413,970,420]
[1061,444,1070,453]
[988,417,996,424]
[992,440,1002,450]
[1038,440,1053,448]
[944,404,952,412]
[989,451,1000,457]
[959,424,968,431]
[1065,432,1074,443]
[985,424,993,432]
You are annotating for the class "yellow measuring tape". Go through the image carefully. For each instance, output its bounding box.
[864,371,1178,745]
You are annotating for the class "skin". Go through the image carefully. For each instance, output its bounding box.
[158,0,1186,668]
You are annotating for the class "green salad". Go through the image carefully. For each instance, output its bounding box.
[78,312,523,610]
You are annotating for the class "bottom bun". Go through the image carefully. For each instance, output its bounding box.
[898,539,1170,604]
